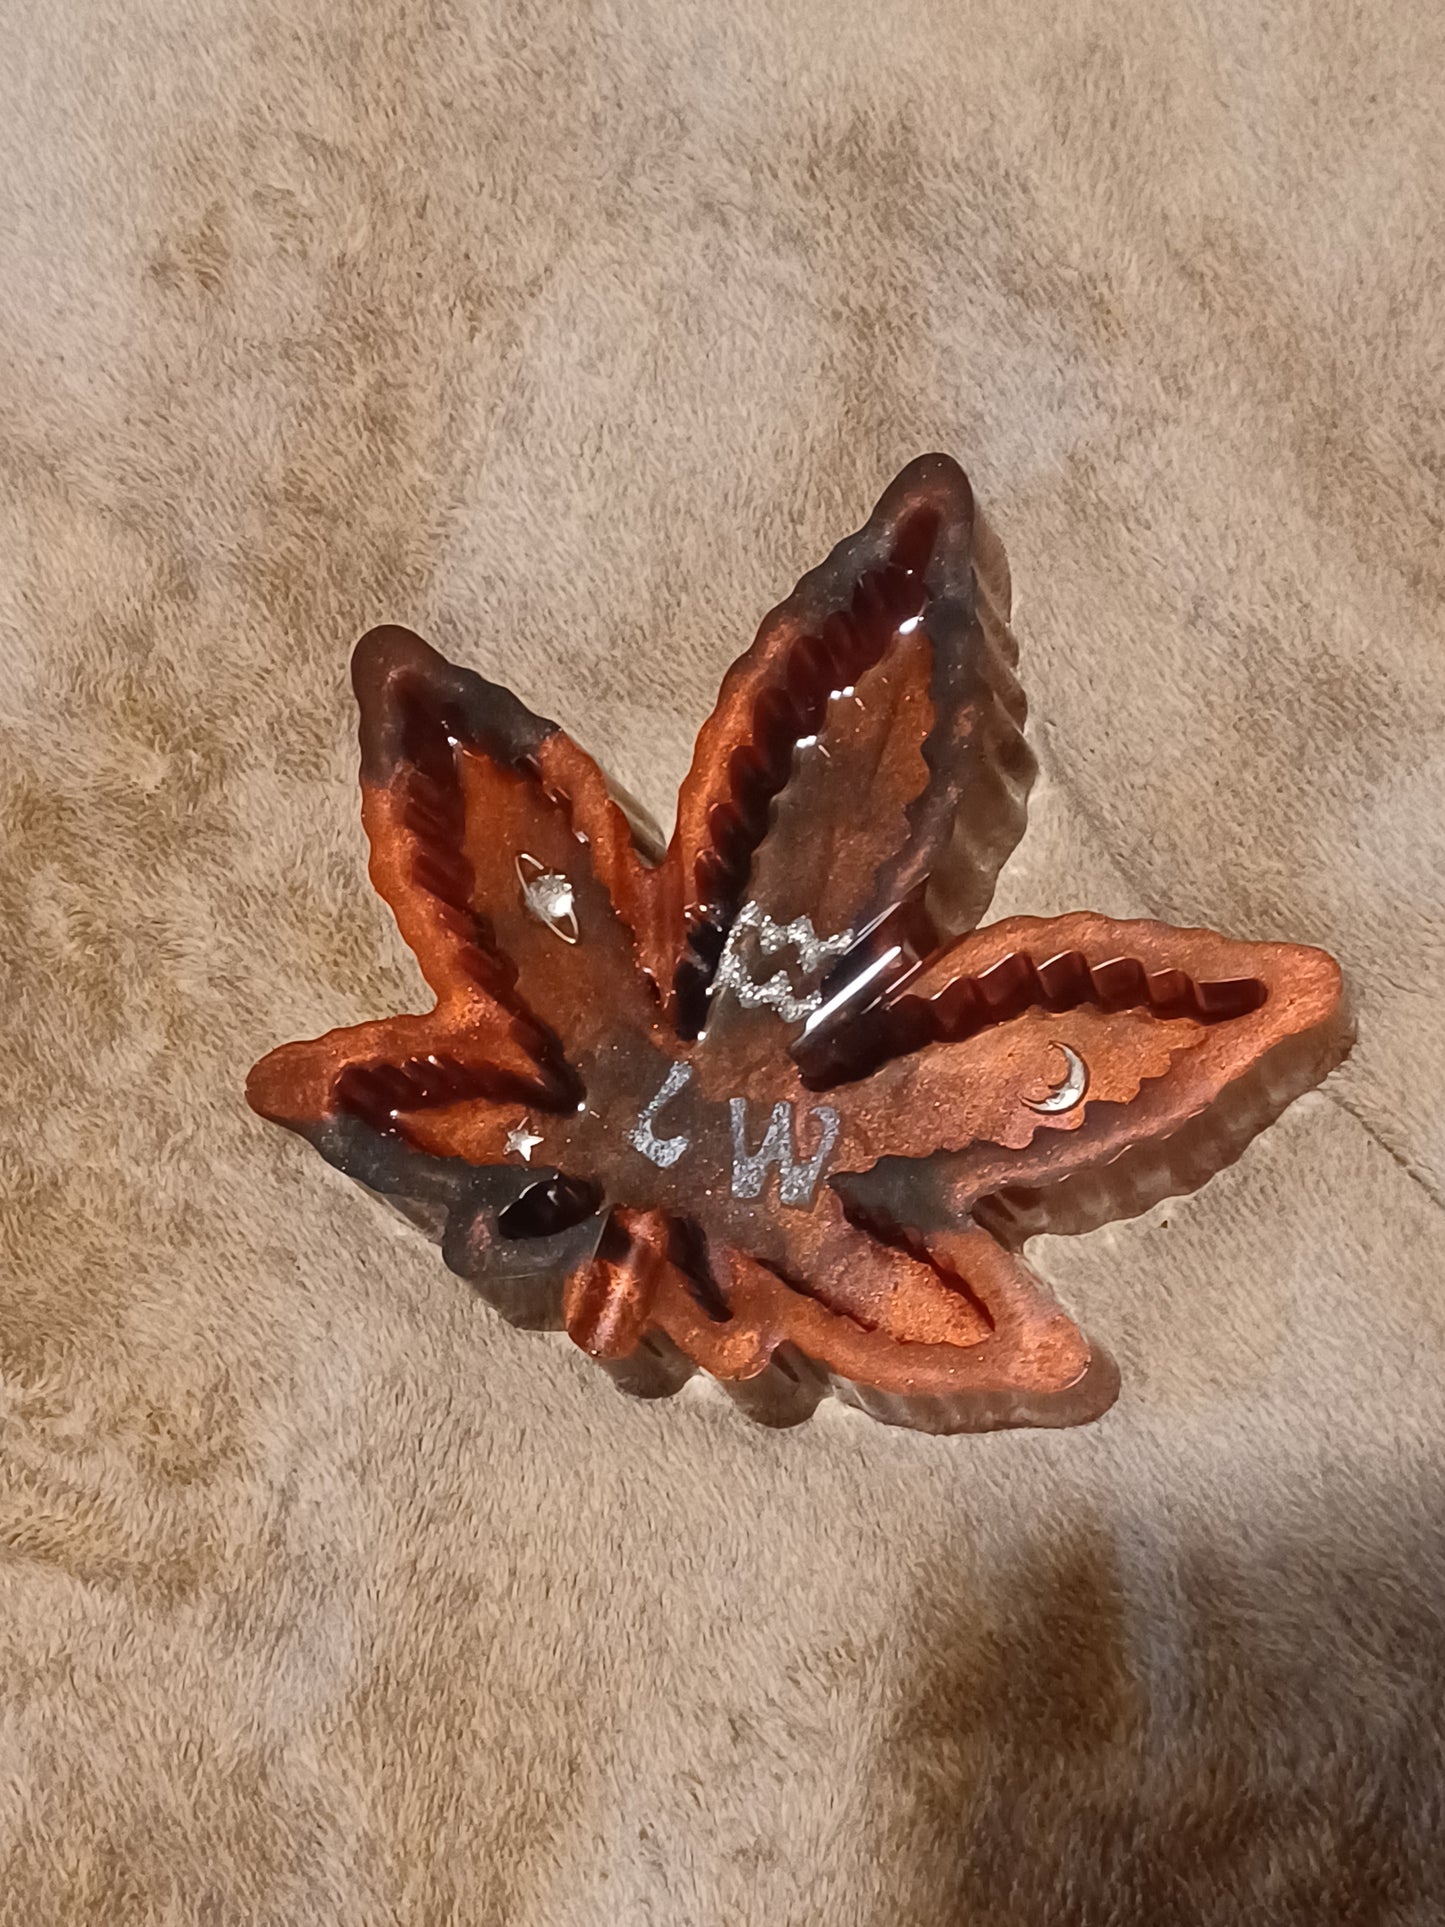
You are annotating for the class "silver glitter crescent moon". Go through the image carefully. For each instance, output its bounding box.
[1024,1043,1089,1115]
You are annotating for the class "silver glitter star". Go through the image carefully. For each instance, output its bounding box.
[505,1122,544,1161]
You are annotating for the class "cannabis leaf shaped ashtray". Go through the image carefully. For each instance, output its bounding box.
[247,457,1351,1434]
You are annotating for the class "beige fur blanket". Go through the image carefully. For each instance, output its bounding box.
[3,2,1443,1920]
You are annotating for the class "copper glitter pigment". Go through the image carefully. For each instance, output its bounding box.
[247,457,1351,1434]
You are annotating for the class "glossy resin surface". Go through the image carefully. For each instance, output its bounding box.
[247,456,1351,1433]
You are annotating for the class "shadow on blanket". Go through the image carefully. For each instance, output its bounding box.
[871,1501,1444,1924]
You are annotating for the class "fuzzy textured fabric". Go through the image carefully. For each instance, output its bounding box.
[3,2,1444,1922]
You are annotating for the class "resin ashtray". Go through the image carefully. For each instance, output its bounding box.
[247,456,1351,1434]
